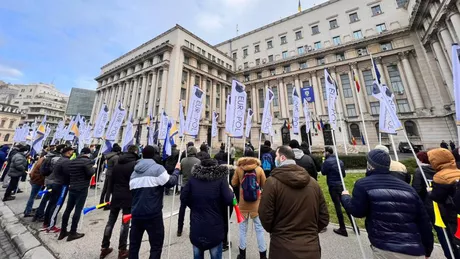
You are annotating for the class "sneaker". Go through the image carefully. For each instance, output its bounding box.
[48,226,61,233]
[222,241,231,251]
[67,232,85,242]
[2,196,15,202]
[100,247,113,259]
[39,224,49,231]
[333,228,348,237]
[23,213,35,218]
[16,189,23,194]
[58,230,68,240]
[177,230,182,237]
[118,249,129,259]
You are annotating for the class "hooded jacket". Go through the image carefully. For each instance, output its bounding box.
[292,148,318,180]
[30,157,45,186]
[4,147,19,176]
[196,151,211,161]
[259,145,276,176]
[231,157,266,218]
[214,150,229,165]
[104,151,119,177]
[68,155,95,190]
[389,160,411,184]
[180,151,201,187]
[43,150,62,185]
[341,167,434,257]
[52,156,72,185]
[110,152,138,208]
[259,161,329,259]
[8,152,27,177]
[130,159,178,219]
[321,155,345,187]
[0,146,9,167]
[180,160,233,251]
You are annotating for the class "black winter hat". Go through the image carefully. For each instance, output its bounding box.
[142,145,155,159]
[61,147,74,154]
[289,140,300,149]
[367,149,390,171]
[81,147,91,155]
[201,158,218,167]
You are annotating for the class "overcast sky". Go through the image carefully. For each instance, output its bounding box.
[0,0,326,94]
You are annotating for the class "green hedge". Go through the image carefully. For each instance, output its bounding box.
[400,158,417,175]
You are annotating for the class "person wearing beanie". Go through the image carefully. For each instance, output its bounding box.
[342,149,433,258]
[180,158,234,258]
[413,151,460,258]
[320,146,356,237]
[374,144,410,183]
[428,148,460,258]
[181,141,195,161]
[214,144,229,165]
[128,145,179,259]
[177,146,201,237]
[58,147,95,242]
[196,143,211,161]
[3,145,29,201]
[100,144,121,206]
[289,140,318,180]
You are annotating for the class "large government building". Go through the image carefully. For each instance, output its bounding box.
[91,0,460,151]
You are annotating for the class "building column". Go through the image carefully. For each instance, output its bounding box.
[91,91,100,123]
[138,74,148,118]
[186,71,194,109]
[294,76,303,117]
[311,72,322,116]
[211,80,217,112]
[123,81,131,108]
[438,25,454,62]
[448,12,460,42]
[432,39,454,99]
[219,84,225,123]
[201,76,208,120]
[251,85,259,122]
[278,79,288,118]
[400,52,424,109]
[129,77,139,116]
[351,64,368,113]
[148,70,158,114]
[159,68,169,112]
[109,86,117,111]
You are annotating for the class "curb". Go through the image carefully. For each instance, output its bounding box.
[0,201,56,259]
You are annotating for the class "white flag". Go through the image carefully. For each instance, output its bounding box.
[93,103,110,139]
[158,110,169,140]
[225,95,232,133]
[105,101,127,141]
[211,111,218,138]
[64,117,76,141]
[292,88,301,135]
[261,88,275,134]
[229,80,247,138]
[179,100,185,137]
[452,44,460,124]
[122,113,134,152]
[245,109,253,138]
[147,111,154,146]
[185,85,204,137]
[372,81,402,134]
[325,69,338,130]
[303,99,311,134]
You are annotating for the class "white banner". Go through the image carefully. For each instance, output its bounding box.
[64,117,76,141]
[225,95,232,133]
[292,88,301,135]
[325,69,338,130]
[158,111,169,140]
[122,113,134,152]
[245,109,253,138]
[229,80,247,138]
[185,86,204,137]
[373,81,402,134]
[261,88,274,134]
[147,112,154,146]
[452,44,460,124]
[105,102,127,141]
[179,100,185,137]
[93,103,110,139]
[211,111,218,138]
[303,99,311,134]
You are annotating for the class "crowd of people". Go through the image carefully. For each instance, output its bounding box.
[2,138,460,259]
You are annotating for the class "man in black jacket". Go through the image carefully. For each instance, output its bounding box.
[58,147,95,242]
[100,145,139,259]
[321,147,356,237]
[289,140,318,180]
[196,143,211,161]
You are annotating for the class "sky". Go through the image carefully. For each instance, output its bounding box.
[0,0,326,94]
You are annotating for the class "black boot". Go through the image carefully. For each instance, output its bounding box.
[333,228,348,237]
[260,250,267,259]
[67,232,85,242]
[237,248,246,259]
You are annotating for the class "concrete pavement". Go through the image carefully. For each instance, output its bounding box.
[0,182,446,259]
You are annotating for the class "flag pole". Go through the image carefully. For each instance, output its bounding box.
[389,135,399,161]
[355,88,370,152]
[226,135,232,259]
[331,129,366,259]
[94,139,105,204]
[336,106,348,155]
[258,131,262,160]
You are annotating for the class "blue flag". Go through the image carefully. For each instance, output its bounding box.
[373,58,381,84]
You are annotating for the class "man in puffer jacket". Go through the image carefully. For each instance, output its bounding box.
[375,144,411,183]
[3,145,29,201]
[100,144,121,205]
[289,140,318,180]
[180,158,233,258]
[342,149,433,258]
[129,145,179,259]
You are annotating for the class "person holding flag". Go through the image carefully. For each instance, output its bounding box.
[2,145,29,201]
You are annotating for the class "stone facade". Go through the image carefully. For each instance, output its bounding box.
[0,104,22,146]
[92,0,460,151]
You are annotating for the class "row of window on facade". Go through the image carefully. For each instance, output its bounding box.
[348,120,419,140]
[184,40,233,70]
[183,56,232,83]
[1,133,11,142]
[0,119,15,129]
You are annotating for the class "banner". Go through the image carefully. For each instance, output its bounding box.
[245,109,253,138]
[93,103,110,139]
[179,100,185,137]
[64,117,76,141]
[105,101,127,141]
[225,95,232,133]
[52,120,65,144]
[453,44,460,125]
[303,99,311,134]
[292,88,301,135]
[31,116,47,156]
[372,81,402,134]
[229,80,247,138]
[300,86,315,103]
[211,111,218,138]
[261,88,275,134]
[147,111,154,146]
[122,113,134,152]
[325,69,338,129]
[158,110,169,140]
[185,85,204,137]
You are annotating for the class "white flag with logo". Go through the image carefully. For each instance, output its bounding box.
[303,99,311,133]
[229,80,247,138]
[245,109,253,138]
[211,111,218,138]
[158,110,169,140]
[185,85,204,137]
[105,101,127,141]
[452,44,460,124]
[64,117,76,141]
[292,88,301,135]
[225,95,232,134]
[372,81,402,134]
[325,69,338,130]
[261,88,275,134]
[93,103,110,139]
[179,100,185,137]
[122,113,134,152]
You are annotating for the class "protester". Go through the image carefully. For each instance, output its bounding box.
[1,144,21,182]
[180,158,233,259]
[259,146,329,258]
[181,142,195,161]
[151,145,162,165]
[375,144,411,183]
[164,144,180,195]
[321,147,356,236]
[44,146,73,232]
[100,145,139,259]
[100,144,121,206]
[3,145,29,201]
[342,149,433,258]
[129,145,179,259]
[229,144,236,165]
[214,145,228,165]
[259,142,275,178]
[450,141,456,151]
[177,146,201,237]
[58,147,94,241]
[289,140,318,180]
[428,148,460,255]
[300,141,310,155]
[413,151,460,259]
[452,148,460,169]
[196,143,211,161]
[24,155,45,217]
[246,141,255,152]
[0,145,9,170]
[441,140,449,149]
[232,150,267,259]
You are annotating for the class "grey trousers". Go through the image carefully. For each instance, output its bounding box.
[372,246,424,259]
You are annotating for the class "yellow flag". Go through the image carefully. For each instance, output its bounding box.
[433,201,446,228]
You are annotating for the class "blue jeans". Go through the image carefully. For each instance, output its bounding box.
[24,183,42,215]
[193,243,222,259]
[239,216,266,252]
[33,189,51,220]
[61,188,88,233]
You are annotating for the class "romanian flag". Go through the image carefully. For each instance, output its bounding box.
[352,137,357,146]
[353,71,361,93]
[317,122,321,131]
[70,122,79,137]
[298,0,302,12]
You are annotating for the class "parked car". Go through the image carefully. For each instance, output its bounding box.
[398,142,419,153]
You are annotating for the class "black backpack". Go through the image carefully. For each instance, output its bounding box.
[39,155,59,176]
